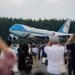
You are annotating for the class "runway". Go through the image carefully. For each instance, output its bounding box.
[15,59,68,75]
[15,59,47,75]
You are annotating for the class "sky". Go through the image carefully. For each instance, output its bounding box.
[0,0,75,20]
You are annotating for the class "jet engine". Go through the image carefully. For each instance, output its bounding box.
[8,34,19,41]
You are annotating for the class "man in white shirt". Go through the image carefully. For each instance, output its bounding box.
[44,35,66,75]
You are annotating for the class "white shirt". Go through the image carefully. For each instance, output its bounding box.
[28,48,32,54]
[44,44,65,74]
[0,47,18,72]
[32,48,39,54]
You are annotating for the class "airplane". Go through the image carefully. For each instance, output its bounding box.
[9,19,71,41]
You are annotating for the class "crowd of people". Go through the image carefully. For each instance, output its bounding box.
[0,34,75,75]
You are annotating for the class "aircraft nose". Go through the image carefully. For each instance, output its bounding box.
[9,26,15,31]
[9,25,17,33]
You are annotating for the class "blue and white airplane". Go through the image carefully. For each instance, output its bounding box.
[9,19,71,40]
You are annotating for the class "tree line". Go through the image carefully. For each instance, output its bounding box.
[0,17,75,40]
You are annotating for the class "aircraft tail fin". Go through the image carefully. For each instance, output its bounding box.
[58,19,71,34]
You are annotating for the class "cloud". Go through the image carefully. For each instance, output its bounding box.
[0,0,37,8]
[9,0,37,7]
[46,0,63,3]
[9,0,24,7]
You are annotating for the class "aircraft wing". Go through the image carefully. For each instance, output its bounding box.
[55,33,72,36]
[27,33,51,40]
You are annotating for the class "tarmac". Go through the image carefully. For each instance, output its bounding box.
[15,59,47,75]
[15,59,68,75]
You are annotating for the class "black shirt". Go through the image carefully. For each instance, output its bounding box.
[66,43,75,63]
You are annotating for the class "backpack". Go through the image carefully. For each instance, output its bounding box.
[24,55,33,72]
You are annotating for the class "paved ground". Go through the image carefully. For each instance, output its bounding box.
[15,59,47,75]
[15,59,68,75]
[32,59,47,74]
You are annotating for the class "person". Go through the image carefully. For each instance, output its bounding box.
[65,35,75,75]
[0,40,17,75]
[18,44,33,75]
[14,44,19,55]
[32,44,39,68]
[41,43,47,64]
[0,37,16,75]
[28,43,32,55]
[18,44,22,71]
[44,35,66,75]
